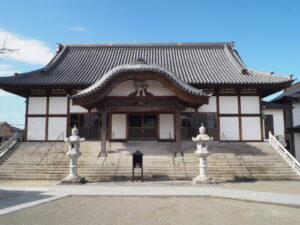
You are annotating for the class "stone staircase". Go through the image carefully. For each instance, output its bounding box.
[0,141,299,182]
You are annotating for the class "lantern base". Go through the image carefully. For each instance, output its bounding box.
[192,175,216,185]
[60,174,85,184]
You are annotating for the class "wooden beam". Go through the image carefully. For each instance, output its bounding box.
[237,94,242,141]
[45,95,49,141]
[175,110,181,155]
[24,97,29,141]
[101,110,107,154]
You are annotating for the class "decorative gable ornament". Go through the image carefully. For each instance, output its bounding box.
[129,79,153,97]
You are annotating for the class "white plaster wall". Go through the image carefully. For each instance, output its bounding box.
[107,80,132,96]
[241,117,261,140]
[240,96,260,114]
[48,117,67,140]
[264,109,285,137]
[70,99,88,113]
[49,97,68,114]
[111,114,126,139]
[198,96,217,112]
[219,117,239,140]
[294,133,300,161]
[293,102,300,126]
[28,97,47,115]
[147,80,175,96]
[107,80,175,96]
[159,114,174,139]
[219,96,238,114]
[27,117,46,140]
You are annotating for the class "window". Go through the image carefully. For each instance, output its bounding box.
[181,113,217,140]
[69,113,101,139]
[128,114,157,139]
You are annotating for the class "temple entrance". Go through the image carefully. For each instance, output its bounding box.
[128,114,157,140]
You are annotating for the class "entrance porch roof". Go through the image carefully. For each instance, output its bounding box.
[71,64,209,108]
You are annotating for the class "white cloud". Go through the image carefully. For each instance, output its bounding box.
[0,64,18,76]
[69,26,89,32]
[0,30,54,65]
[0,63,19,96]
[0,89,14,96]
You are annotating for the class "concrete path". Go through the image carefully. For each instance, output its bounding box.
[1,182,300,216]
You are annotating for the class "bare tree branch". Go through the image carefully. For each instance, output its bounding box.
[0,32,18,55]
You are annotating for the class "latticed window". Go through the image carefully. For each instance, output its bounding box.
[69,113,101,140]
[181,113,217,140]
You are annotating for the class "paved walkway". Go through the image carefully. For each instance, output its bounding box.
[1,181,300,216]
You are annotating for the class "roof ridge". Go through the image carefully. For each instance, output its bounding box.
[61,42,234,48]
[246,67,293,79]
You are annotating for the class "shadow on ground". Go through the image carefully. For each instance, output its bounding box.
[0,189,53,209]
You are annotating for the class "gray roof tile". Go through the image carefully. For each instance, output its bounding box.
[0,42,293,88]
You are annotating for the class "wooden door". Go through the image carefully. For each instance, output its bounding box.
[264,115,274,139]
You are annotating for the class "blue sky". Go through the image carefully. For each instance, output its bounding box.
[0,0,299,128]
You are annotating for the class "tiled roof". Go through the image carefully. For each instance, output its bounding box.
[272,82,300,102]
[0,42,293,88]
[72,64,207,98]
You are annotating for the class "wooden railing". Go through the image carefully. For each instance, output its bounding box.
[0,133,19,161]
[269,132,300,176]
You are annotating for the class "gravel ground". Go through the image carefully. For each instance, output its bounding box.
[1,196,300,225]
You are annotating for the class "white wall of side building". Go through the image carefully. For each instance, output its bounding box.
[219,96,238,114]
[27,117,46,140]
[264,109,285,137]
[294,133,300,161]
[292,102,300,161]
[49,97,68,114]
[107,80,175,96]
[111,114,126,139]
[47,117,67,140]
[293,102,300,126]
[159,114,174,139]
[28,97,47,114]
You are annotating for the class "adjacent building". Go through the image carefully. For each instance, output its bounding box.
[271,82,300,160]
[0,121,23,142]
[0,42,293,153]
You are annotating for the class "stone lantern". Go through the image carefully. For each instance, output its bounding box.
[192,124,214,184]
[60,125,85,183]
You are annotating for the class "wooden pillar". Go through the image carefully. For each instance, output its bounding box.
[101,110,107,154]
[24,97,29,141]
[175,110,181,155]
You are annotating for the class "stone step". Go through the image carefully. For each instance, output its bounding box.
[1,141,298,182]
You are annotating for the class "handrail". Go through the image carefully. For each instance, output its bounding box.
[169,132,176,165]
[38,132,65,165]
[269,131,300,176]
[0,133,19,161]
[97,132,115,162]
[221,132,253,178]
[221,132,230,144]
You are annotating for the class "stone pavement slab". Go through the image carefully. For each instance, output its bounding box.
[2,196,300,225]
[1,182,300,216]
